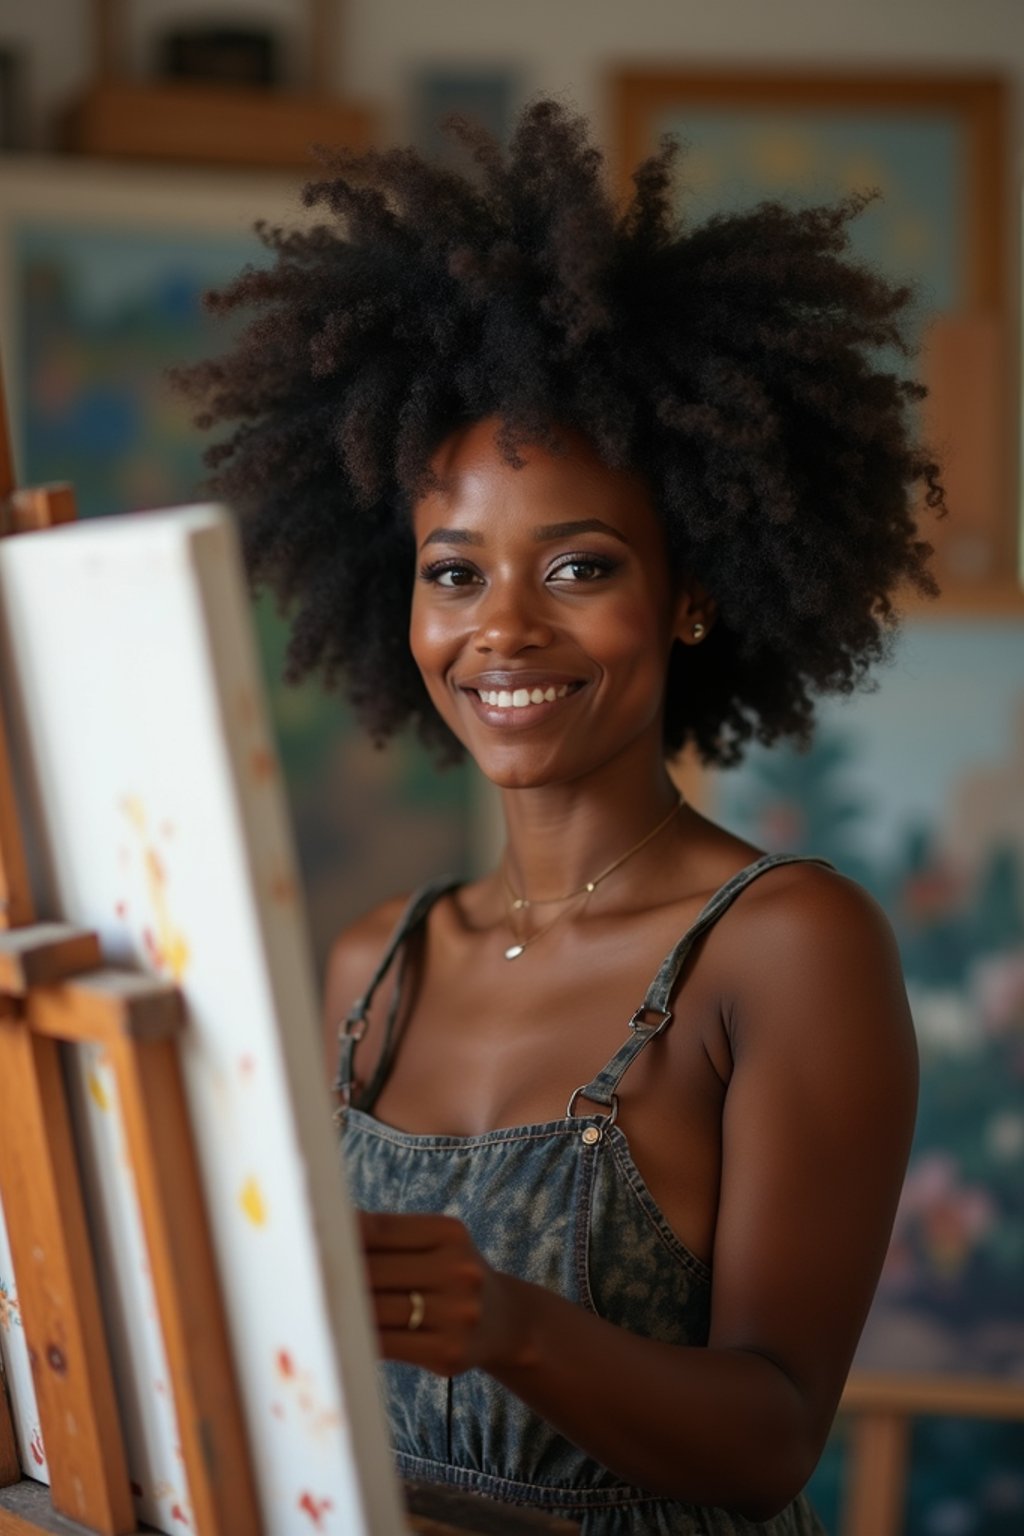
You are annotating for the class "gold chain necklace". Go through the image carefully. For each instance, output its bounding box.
[501,795,685,960]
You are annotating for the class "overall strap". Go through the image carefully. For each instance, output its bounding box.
[332,876,461,1113]
[568,853,836,1118]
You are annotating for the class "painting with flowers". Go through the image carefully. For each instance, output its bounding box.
[712,619,1024,1534]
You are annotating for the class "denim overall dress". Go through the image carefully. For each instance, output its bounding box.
[335,853,830,1535]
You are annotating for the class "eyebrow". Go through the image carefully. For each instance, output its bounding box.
[419,518,629,551]
[420,527,484,550]
[533,519,628,545]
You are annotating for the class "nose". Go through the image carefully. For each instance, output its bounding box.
[473,580,554,655]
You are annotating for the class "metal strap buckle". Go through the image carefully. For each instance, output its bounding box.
[628,1004,672,1036]
[566,1084,619,1127]
[343,1009,369,1041]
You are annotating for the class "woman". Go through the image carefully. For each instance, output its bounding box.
[181,100,941,1533]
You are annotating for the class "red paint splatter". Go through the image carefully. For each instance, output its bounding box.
[276,1349,295,1378]
[249,747,276,782]
[238,1054,256,1079]
[297,1491,334,1529]
[29,1428,44,1466]
[270,873,297,905]
[271,1401,285,1420]
[142,927,165,968]
[115,900,128,919]
[170,1504,191,1526]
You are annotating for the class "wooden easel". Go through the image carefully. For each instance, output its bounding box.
[0,361,265,1536]
[0,367,576,1536]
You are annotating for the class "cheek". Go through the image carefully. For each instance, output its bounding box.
[584,595,674,677]
[409,596,459,689]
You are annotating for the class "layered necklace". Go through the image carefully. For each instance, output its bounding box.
[500,795,685,960]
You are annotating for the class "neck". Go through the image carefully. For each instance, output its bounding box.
[497,760,683,904]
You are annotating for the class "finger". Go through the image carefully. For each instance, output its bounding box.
[365,1248,479,1293]
[374,1290,442,1333]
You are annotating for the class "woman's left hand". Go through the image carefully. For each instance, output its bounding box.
[359,1210,522,1377]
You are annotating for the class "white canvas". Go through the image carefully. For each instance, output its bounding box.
[0,506,406,1535]
[0,1198,47,1482]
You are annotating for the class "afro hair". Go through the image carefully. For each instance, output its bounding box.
[175,97,943,767]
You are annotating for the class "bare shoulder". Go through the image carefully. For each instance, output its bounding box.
[323,892,413,1023]
[731,857,896,946]
[716,858,915,1055]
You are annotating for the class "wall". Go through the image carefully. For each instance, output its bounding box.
[2,0,1023,158]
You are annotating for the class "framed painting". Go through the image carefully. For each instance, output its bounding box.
[0,156,478,978]
[411,66,520,167]
[612,71,1021,614]
[707,617,1024,1533]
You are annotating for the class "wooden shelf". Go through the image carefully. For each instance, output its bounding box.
[62,80,374,169]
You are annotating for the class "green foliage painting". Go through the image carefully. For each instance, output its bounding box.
[715,624,1024,1534]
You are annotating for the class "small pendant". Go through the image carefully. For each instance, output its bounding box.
[504,944,525,960]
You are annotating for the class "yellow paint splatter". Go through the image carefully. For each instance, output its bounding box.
[121,796,147,834]
[238,1177,268,1227]
[86,1070,110,1112]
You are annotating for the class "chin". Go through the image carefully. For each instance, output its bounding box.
[470,747,577,792]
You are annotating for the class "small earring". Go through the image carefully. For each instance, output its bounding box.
[692,622,706,640]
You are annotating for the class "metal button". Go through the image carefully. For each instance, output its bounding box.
[581,1125,601,1146]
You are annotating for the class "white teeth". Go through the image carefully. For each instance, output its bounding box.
[477,684,574,708]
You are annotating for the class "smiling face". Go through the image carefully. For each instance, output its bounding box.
[409,418,703,791]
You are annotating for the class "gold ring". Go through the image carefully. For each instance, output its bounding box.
[407,1290,425,1331]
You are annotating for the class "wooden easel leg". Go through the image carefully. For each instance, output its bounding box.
[108,1035,262,1536]
[0,1020,134,1534]
[841,1411,909,1536]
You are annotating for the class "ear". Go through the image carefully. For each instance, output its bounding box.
[671,579,717,648]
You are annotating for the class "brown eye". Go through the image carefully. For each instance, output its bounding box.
[420,561,481,587]
[548,556,616,584]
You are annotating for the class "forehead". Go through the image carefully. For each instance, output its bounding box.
[413,418,660,539]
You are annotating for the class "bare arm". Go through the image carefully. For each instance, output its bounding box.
[361,870,918,1518]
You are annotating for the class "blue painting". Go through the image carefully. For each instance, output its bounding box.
[656,108,961,314]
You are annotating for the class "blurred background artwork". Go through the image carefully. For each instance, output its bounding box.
[1,3,1023,1532]
[710,626,1024,1531]
[616,71,1014,608]
[411,67,518,167]
[741,639,1024,1383]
